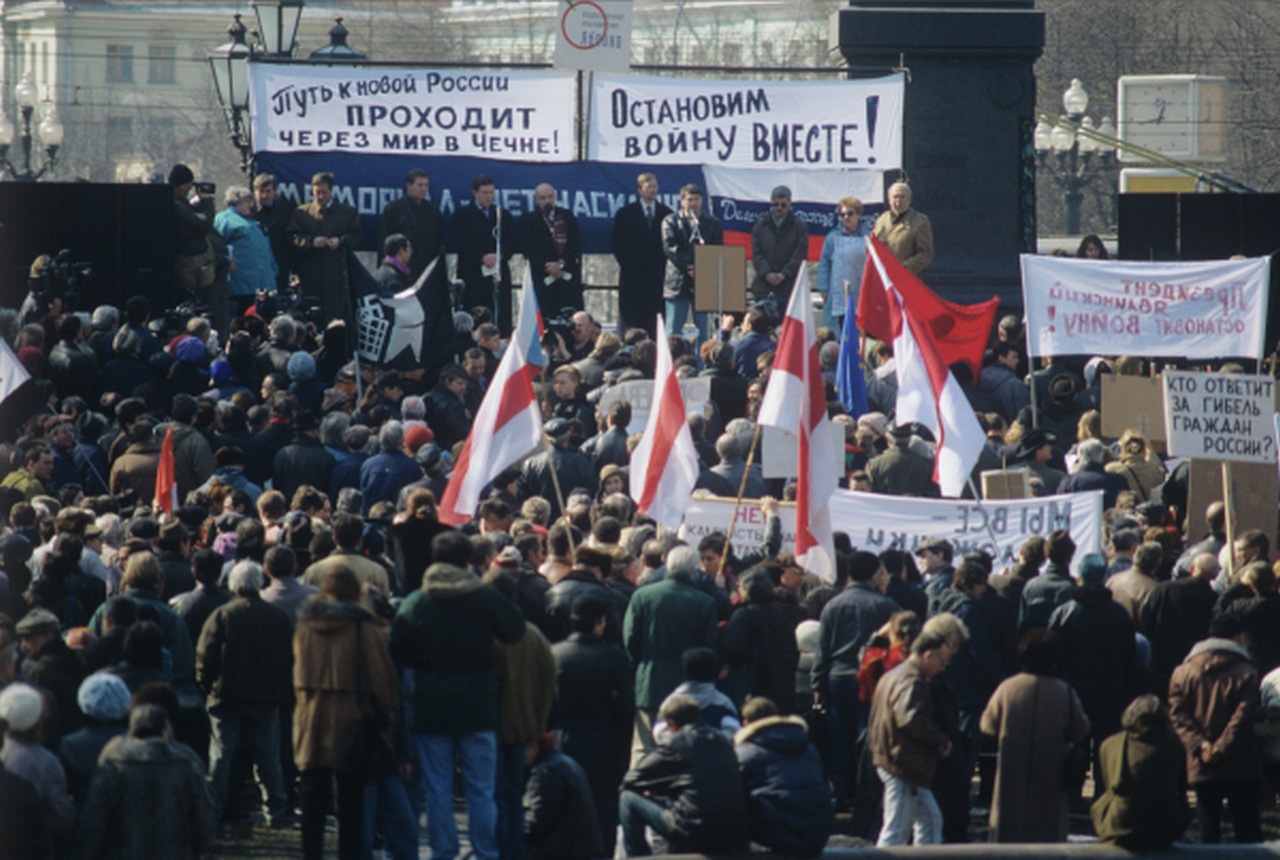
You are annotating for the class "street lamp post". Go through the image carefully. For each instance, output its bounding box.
[1034,79,1116,236]
[0,72,65,182]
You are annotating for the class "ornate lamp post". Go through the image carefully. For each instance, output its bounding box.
[1034,79,1117,235]
[207,14,254,173]
[0,72,65,182]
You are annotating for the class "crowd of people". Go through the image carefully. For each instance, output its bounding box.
[0,162,1275,860]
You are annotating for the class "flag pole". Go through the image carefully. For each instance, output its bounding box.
[718,423,763,581]
[541,432,574,557]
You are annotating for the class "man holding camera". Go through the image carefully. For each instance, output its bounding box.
[170,164,217,303]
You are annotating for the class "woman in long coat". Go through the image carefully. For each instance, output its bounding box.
[980,629,1090,842]
[294,566,399,860]
[1091,694,1189,848]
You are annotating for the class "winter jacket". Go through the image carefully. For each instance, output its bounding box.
[292,598,398,772]
[975,363,1030,424]
[1019,561,1076,633]
[78,736,216,860]
[272,435,335,506]
[623,576,718,710]
[734,715,834,858]
[720,599,800,713]
[545,569,625,645]
[196,593,294,709]
[580,426,629,471]
[523,746,605,860]
[389,563,525,735]
[811,581,899,692]
[495,622,556,745]
[109,439,161,501]
[169,423,213,503]
[1048,585,1137,738]
[214,207,278,298]
[520,447,597,520]
[622,722,749,853]
[868,657,949,788]
[749,210,808,301]
[88,586,195,688]
[24,635,88,741]
[359,450,421,513]
[1168,637,1261,784]
[1056,462,1128,510]
[1092,723,1189,849]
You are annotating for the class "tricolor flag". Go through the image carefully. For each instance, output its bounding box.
[438,266,546,525]
[630,316,700,529]
[756,264,838,583]
[861,234,986,497]
[154,425,178,515]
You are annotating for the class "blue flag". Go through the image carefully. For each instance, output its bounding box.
[835,307,869,418]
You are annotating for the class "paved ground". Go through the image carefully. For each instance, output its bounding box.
[208,783,1271,859]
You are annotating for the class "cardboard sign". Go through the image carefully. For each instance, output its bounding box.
[1101,374,1166,443]
[694,244,747,315]
[1187,458,1278,560]
[1163,371,1276,463]
[554,1,633,73]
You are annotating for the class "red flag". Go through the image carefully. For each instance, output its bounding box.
[756,264,838,582]
[154,425,177,515]
[856,235,999,378]
[865,238,986,497]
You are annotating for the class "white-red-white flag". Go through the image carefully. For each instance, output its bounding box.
[757,264,838,582]
[864,234,985,498]
[438,266,546,525]
[630,316,700,529]
[154,425,178,515]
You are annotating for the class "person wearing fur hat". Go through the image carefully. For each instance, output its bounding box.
[60,672,131,803]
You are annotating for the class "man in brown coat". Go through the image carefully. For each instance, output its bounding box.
[868,614,965,845]
[108,421,160,502]
[1168,614,1262,843]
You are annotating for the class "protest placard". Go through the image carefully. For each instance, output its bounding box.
[597,378,711,434]
[1101,374,1166,443]
[1163,371,1276,463]
[554,0,633,72]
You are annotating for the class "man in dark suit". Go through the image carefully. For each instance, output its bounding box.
[286,171,362,325]
[520,183,583,316]
[612,172,672,338]
[253,173,295,293]
[662,183,723,343]
[451,173,516,334]
[376,168,443,285]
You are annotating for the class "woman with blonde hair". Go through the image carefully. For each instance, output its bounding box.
[1106,429,1165,501]
[816,196,868,329]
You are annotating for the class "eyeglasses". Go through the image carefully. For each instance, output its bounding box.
[838,210,859,218]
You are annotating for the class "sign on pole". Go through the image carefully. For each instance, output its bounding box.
[1162,371,1276,463]
[554,1,633,72]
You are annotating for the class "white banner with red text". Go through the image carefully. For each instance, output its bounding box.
[1020,254,1269,360]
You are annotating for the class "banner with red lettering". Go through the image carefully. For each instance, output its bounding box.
[1020,255,1269,361]
[588,73,904,170]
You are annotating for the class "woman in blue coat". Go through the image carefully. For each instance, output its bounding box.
[816,197,868,331]
[214,186,279,315]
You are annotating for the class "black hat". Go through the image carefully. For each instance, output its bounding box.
[1016,428,1056,461]
[168,163,194,185]
[294,410,320,432]
[544,418,574,440]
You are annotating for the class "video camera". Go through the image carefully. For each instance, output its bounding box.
[23,248,92,320]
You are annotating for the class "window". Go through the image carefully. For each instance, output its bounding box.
[148,45,176,84]
[106,117,132,153]
[106,45,133,83]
